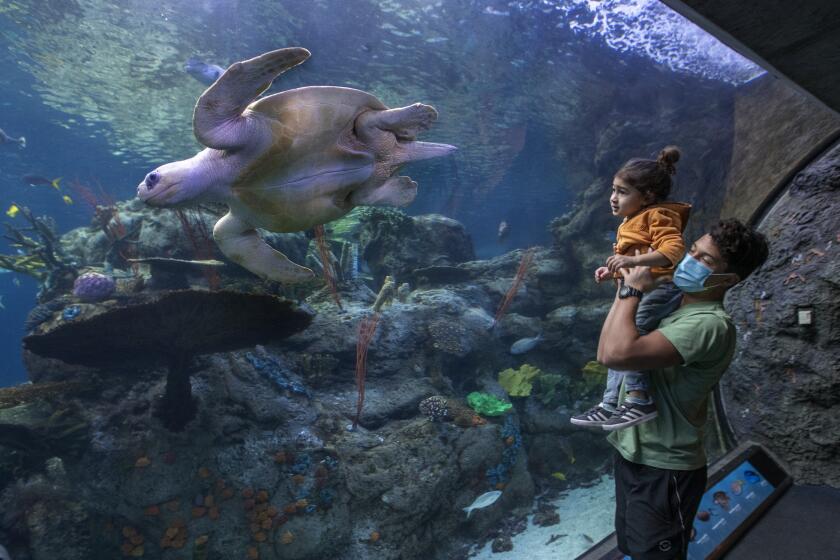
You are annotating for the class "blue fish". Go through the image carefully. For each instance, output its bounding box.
[184,58,225,86]
[510,334,542,355]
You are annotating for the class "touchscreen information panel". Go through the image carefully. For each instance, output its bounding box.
[686,459,775,559]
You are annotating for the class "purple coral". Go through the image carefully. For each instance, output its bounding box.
[73,272,115,302]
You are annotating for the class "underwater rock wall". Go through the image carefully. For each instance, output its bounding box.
[722,140,840,487]
[548,65,736,304]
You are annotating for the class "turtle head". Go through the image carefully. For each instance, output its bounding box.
[137,159,206,207]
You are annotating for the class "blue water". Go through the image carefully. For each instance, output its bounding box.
[0,0,762,388]
[0,54,151,386]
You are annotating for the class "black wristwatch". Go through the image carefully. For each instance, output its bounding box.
[618,282,644,300]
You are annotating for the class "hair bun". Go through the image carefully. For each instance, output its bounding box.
[657,146,680,175]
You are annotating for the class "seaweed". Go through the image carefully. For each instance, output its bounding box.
[0,204,77,301]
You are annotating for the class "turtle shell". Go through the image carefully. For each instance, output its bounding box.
[230,86,388,231]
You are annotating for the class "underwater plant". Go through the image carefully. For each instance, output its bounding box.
[353,312,380,429]
[533,373,567,406]
[466,392,513,416]
[492,247,535,328]
[23,290,313,431]
[314,224,342,309]
[0,204,77,301]
[498,364,541,397]
[580,360,609,392]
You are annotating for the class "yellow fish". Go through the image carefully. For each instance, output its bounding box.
[6,204,19,218]
[62,195,73,205]
[551,471,567,481]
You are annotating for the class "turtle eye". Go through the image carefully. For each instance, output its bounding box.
[145,171,160,188]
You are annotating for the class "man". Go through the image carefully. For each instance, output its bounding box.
[597,219,769,560]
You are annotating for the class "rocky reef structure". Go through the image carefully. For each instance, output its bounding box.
[0,197,617,559]
[721,140,840,487]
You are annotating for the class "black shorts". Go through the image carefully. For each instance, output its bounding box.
[614,451,707,560]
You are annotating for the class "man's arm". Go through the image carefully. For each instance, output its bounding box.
[597,253,683,370]
[597,294,683,370]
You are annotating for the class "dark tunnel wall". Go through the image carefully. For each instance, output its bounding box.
[721,139,840,487]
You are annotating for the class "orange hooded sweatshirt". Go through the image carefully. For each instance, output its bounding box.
[612,202,692,280]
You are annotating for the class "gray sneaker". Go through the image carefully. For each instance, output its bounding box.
[601,401,658,431]
[570,403,617,427]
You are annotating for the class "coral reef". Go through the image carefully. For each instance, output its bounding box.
[466,392,512,417]
[72,271,115,302]
[498,365,542,398]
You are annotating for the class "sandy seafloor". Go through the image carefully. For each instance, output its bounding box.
[469,474,616,560]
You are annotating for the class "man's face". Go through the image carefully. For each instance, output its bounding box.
[688,234,728,273]
[687,234,740,290]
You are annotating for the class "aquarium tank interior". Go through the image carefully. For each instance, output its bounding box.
[0,0,838,559]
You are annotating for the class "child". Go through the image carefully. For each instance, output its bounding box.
[571,146,690,431]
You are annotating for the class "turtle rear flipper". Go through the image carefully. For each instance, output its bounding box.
[357,103,438,142]
[193,47,310,151]
[213,212,314,284]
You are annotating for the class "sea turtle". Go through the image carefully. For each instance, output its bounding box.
[137,47,456,283]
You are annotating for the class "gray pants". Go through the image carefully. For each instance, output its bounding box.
[603,281,682,404]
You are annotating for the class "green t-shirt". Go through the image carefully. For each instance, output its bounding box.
[607,301,736,470]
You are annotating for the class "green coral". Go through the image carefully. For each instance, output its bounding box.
[466,392,512,416]
[534,373,567,406]
[580,360,608,393]
[498,364,541,397]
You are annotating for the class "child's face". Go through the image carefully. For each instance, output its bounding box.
[610,177,649,217]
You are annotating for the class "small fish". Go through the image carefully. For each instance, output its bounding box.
[5,204,19,218]
[510,334,542,355]
[22,175,61,190]
[463,490,502,519]
[184,57,225,86]
[62,194,73,205]
[550,471,566,481]
[0,543,11,560]
[582,534,594,544]
[0,127,25,148]
[498,220,510,241]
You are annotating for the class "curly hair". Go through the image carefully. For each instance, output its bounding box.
[615,146,681,202]
[709,219,769,281]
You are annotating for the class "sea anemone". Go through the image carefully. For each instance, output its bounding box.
[72,271,115,302]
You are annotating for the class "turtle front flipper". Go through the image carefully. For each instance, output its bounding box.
[193,48,311,151]
[213,212,315,283]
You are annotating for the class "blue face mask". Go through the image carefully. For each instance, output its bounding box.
[673,254,714,293]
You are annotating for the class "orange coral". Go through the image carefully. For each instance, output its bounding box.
[203,495,215,507]
[208,506,220,520]
[295,499,308,509]
[247,546,259,559]
[256,490,269,503]
[254,532,267,542]
[197,467,211,478]
[280,531,295,545]
[195,535,209,546]
[283,503,297,514]
[134,457,151,468]
[191,506,207,518]
[369,531,381,543]
[242,488,255,499]
[291,474,306,485]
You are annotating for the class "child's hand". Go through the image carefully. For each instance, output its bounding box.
[606,254,636,273]
[594,266,611,283]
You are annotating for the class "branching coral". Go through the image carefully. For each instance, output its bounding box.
[1,204,77,301]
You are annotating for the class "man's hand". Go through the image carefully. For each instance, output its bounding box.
[594,266,611,283]
[606,254,636,273]
[620,249,656,292]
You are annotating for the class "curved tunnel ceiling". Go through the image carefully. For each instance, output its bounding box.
[661,0,840,115]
